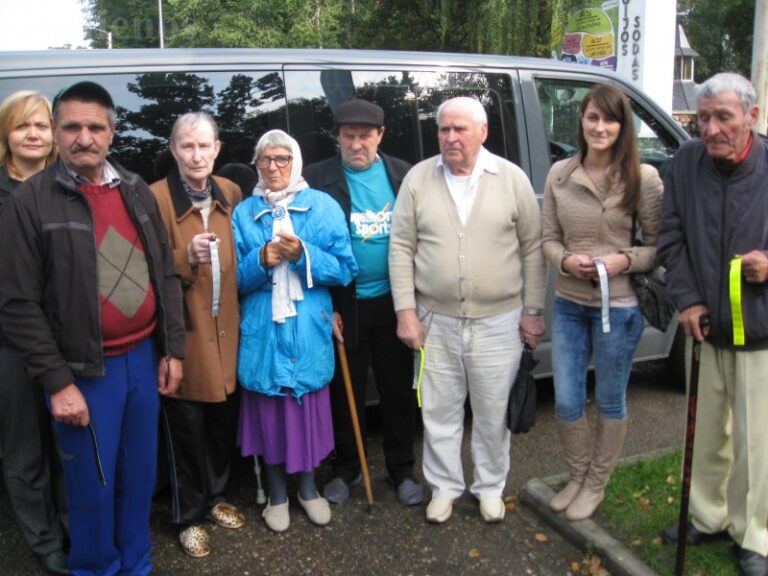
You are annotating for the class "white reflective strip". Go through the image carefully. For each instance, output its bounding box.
[210,240,221,317]
[299,238,313,289]
[594,259,610,333]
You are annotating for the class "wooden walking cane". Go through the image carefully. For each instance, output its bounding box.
[675,316,709,576]
[336,340,374,510]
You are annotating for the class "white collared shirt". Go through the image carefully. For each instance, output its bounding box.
[64,160,121,188]
[436,147,498,225]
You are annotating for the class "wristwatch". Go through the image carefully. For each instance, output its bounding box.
[522,307,543,316]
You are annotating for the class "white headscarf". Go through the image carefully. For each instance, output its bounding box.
[253,129,308,202]
[253,130,312,323]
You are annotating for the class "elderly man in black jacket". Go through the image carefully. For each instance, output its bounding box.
[658,72,768,576]
[304,99,422,506]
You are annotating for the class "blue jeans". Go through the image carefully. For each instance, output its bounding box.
[552,297,643,422]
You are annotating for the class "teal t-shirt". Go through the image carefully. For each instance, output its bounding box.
[345,160,395,299]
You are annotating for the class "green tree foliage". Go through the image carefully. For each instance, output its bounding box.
[84,0,757,85]
[677,0,755,81]
[85,0,162,48]
[84,0,555,56]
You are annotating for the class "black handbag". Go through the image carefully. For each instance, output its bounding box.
[630,213,676,332]
[507,344,538,434]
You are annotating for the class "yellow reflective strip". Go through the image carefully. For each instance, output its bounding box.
[730,257,745,346]
[416,347,425,408]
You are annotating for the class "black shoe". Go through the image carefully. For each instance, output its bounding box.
[740,549,768,576]
[35,549,69,575]
[662,521,729,545]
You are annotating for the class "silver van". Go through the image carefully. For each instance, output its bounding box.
[0,48,689,387]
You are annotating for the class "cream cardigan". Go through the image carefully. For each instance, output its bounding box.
[389,152,546,318]
[541,154,663,305]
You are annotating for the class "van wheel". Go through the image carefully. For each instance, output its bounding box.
[667,326,686,391]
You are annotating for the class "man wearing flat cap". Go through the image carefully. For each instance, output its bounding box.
[0,81,185,575]
[304,98,423,506]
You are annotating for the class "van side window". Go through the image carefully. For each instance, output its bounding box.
[631,104,679,178]
[534,78,679,177]
[284,70,520,167]
[0,71,286,182]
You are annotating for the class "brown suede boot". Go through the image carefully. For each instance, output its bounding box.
[565,416,628,521]
[549,416,592,512]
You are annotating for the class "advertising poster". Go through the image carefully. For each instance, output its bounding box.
[552,0,620,71]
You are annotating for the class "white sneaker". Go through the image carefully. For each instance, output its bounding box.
[426,498,453,523]
[262,499,290,532]
[479,497,506,523]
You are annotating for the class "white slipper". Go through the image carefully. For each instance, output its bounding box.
[297,494,331,526]
[262,499,290,532]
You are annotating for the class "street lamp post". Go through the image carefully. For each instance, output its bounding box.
[752,0,768,133]
[158,0,165,49]
[88,27,112,49]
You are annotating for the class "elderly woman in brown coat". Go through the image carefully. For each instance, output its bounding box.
[150,111,243,559]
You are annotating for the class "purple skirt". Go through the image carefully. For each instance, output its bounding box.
[238,386,334,474]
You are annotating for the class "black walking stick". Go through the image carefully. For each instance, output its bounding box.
[674,316,709,576]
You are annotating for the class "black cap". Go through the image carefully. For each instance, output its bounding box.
[52,81,115,112]
[333,99,384,127]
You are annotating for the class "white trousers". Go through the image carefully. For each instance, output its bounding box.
[687,339,768,555]
[419,306,523,500]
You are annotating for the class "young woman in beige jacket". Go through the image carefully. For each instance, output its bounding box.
[541,84,663,521]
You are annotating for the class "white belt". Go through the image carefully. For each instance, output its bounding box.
[594,259,610,333]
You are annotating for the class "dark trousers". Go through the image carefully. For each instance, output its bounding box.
[161,391,239,527]
[330,293,417,484]
[0,345,68,557]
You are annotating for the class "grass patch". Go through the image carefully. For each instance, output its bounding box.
[591,449,737,576]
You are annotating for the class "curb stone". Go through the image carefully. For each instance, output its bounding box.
[521,475,659,576]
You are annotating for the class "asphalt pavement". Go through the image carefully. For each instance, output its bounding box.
[0,360,686,575]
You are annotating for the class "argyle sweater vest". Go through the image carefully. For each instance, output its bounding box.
[80,183,157,356]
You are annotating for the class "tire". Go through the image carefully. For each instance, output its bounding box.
[667,325,686,391]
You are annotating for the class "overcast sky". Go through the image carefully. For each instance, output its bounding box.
[0,0,89,51]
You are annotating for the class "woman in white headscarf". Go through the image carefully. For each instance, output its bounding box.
[232,129,357,533]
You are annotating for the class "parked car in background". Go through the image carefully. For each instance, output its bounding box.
[0,48,689,392]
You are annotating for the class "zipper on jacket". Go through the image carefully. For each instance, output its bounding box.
[75,189,107,377]
[717,173,729,334]
[128,186,172,360]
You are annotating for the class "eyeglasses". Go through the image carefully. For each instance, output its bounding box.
[256,155,292,168]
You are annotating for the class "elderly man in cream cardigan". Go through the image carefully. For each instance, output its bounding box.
[389,96,546,525]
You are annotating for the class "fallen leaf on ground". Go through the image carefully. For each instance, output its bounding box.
[589,556,610,576]
[667,474,678,484]
[633,485,651,499]
[468,548,480,558]
[575,554,610,576]
[534,533,548,542]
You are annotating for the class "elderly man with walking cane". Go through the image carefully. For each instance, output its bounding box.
[304,98,422,507]
[657,72,768,576]
[389,96,546,524]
